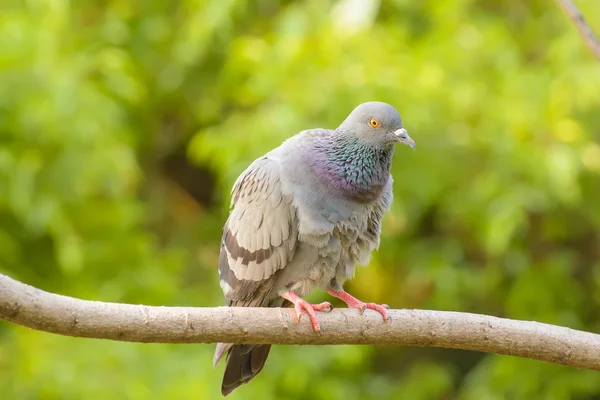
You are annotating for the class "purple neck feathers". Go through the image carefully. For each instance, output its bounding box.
[307,131,393,203]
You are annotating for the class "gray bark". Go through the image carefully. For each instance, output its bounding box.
[555,0,600,60]
[1,273,599,371]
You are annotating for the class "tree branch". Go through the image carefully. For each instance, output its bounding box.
[555,0,600,61]
[1,272,600,370]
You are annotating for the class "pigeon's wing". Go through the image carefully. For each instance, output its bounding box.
[215,156,298,392]
[218,156,298,308]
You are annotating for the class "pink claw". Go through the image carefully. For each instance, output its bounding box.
[281,292,332,332]
[327,288,391,322]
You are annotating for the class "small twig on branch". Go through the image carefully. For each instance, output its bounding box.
[1,272,600,370]
[555,0,600,61]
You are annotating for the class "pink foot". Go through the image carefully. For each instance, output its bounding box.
[281,292,332,332]
[327,288,391,322]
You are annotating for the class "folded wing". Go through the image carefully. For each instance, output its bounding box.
[218,156,298,307]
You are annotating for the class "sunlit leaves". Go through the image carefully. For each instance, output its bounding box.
[2,0,600,399]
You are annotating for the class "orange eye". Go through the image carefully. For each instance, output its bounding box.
[369,118,381,128]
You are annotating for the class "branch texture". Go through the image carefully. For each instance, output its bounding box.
[1,273,600,371]
[555,0,600,60]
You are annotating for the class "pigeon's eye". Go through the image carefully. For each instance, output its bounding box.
[369,118,381,128]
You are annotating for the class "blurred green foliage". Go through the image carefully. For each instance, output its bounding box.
[1,0,600,399]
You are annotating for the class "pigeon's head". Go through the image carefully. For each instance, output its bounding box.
[337,101,416,150]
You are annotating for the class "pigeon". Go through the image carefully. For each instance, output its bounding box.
[213,101,415,396]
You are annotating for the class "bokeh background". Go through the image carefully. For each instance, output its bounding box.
[1,0,600,399]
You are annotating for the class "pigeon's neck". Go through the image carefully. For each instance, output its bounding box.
[311,133,393,203]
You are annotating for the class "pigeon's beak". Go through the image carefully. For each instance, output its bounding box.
[393,128,416,150]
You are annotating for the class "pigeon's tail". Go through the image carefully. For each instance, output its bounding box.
[214,297,287,396]
[216,343,272,397]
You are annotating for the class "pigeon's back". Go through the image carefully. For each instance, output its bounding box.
[214,129,338,396]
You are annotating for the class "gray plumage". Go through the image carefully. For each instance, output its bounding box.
[214,101,415,396]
